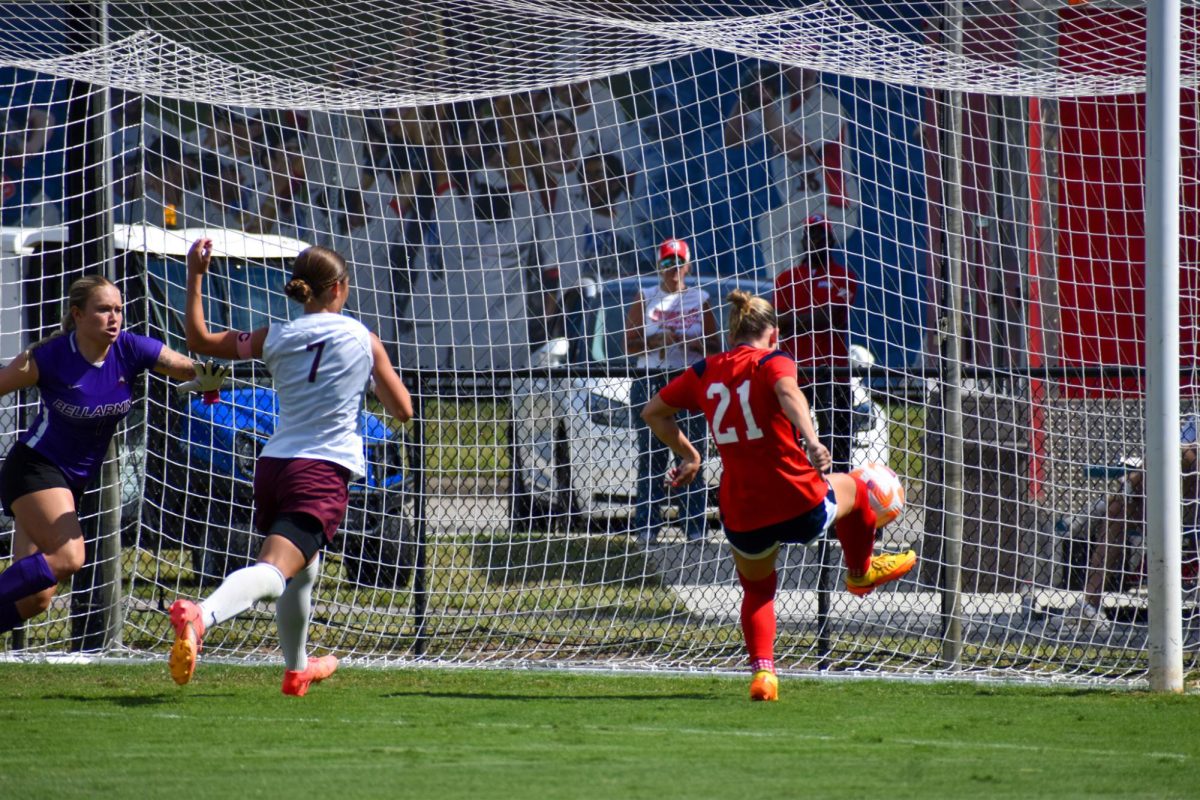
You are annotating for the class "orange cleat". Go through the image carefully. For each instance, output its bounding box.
[168,599,206,686]
[282,655,339,697]
[749,669,779,702]
[846,550,918,597]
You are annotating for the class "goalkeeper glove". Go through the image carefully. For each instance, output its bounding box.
[176,360,230,405]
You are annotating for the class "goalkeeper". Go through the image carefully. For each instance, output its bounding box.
[167,238,413,696]
[640,290,916,701]
[0,275,222,638]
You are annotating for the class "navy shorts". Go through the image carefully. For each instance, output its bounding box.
[253,457,351,546]
[0,442,84,517]
[724,485,838,559]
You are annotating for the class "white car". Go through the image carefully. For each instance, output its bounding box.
[510,276,890,529]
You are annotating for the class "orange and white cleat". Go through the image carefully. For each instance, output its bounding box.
[749,669,779,702]
[168,599,206,686]
[846,550,918,597]
[282,655,339,697]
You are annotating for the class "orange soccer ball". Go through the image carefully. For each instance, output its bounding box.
[851,462,906,528]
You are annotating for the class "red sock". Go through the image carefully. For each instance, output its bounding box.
[738,570,777,670]
[836,476,877,577]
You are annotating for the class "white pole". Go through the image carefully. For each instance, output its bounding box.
[939,0,966,669]
[1144,0,1183,694]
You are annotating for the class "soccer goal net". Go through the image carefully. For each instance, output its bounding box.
[0,1,1197,686]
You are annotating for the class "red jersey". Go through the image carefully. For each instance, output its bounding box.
[773,260,857,368]
[659,345,828,531]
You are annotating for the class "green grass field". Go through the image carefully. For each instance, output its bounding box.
[0,664,1196,799]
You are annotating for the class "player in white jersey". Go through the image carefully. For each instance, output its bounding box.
[168,238,413,696]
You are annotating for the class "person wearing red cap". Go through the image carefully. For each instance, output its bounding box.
[773,214,860,473]
[624,238,720,544]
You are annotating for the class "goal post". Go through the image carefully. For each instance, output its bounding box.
[0,2,1196,688]
[1144,0,1184,694]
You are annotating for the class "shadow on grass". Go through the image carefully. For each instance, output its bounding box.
[40,692,237,706]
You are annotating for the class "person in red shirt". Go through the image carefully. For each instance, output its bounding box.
[640,290,915,701]
[774,214,859,472]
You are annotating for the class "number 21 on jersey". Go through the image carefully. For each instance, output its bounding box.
[707,381,764,444]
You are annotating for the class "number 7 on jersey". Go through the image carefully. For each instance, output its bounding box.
[306,339,326,383]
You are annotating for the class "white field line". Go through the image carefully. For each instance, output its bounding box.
[470,721,1189,762]
[21,708,1189,762]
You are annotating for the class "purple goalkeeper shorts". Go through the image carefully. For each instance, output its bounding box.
[253,457,351,544]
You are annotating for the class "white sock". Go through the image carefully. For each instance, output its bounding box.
[276,556,319,672]
[199,563,287,629]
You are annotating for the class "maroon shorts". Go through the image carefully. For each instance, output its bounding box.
[253,456,351,544]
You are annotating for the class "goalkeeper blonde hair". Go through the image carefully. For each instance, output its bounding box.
[24,274,119,364]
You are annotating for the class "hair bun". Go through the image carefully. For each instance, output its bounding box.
[284,277,314,304]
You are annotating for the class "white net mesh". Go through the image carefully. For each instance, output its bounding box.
[1,2,1198,685]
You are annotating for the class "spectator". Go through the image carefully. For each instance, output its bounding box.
[363,106,439,214]
[203,106,263,170]
[188,154,244,230]
[579,152,653,281]
[528,111,592,340]
[541,78,645,168]
[1,106,61,226]
[624,238,720,544]
[404,128,538,372]
[302,108,367,200]
[331,189,400,353]
[1071,417,1200,635]
[110,91,191,166]
[140,136,190,229]
[349,106,445,302]
[726,64,859,273]
[244,139,330,242]
[490,90,548,179]
[773,214,859,473]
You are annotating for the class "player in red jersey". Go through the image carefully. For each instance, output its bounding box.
[640,290,916,701]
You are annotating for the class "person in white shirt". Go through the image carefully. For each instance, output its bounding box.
[405,167,537,372]
[624,238,720,544]
[167,238,413,696]
[580,153,653,281]
[726,64,860,274]
[302,109,368,200]
[541,78,646,169]
[183,154,244,230]
[528,111,605,345]
[332,188,401,354]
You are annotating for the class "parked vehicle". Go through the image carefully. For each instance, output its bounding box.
[510,275,890,530]
[177,386,412,588]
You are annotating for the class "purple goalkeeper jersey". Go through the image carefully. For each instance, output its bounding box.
[19,330,163,487]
